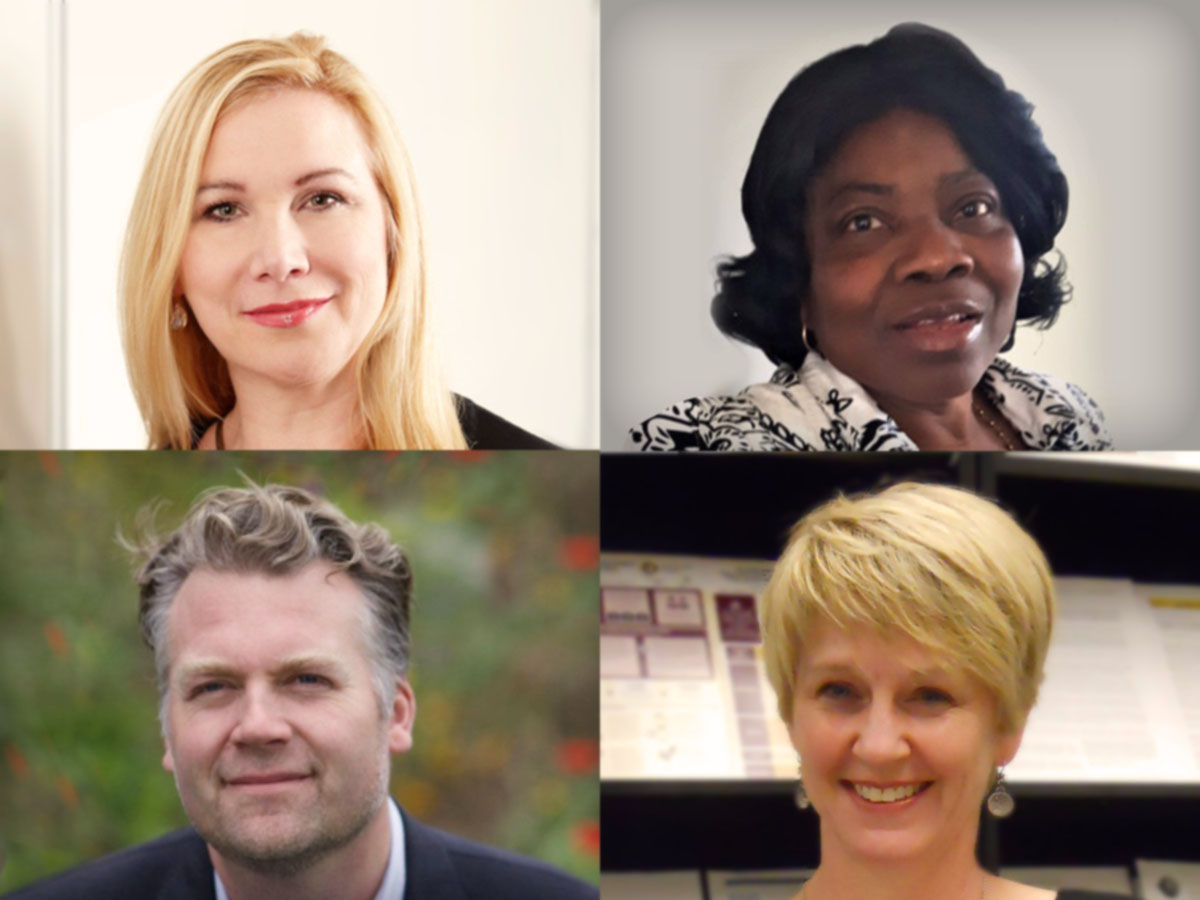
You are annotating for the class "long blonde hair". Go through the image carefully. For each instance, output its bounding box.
[119,32,466,449]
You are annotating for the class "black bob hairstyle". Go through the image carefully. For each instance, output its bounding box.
[712,23,1071,368]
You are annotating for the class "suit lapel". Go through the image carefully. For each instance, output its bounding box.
[156,828,217,900]
[400,809,469,900]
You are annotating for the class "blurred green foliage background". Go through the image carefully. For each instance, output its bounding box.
[0,451,599,892]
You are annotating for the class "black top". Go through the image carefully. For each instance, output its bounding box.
[188,395,556,450]
[457,396,556,449]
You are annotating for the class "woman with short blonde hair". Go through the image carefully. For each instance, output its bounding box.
[760,482,1129,900]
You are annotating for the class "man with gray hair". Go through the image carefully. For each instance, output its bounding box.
[5,483,596,900]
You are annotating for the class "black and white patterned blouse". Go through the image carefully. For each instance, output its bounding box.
[629,353,1112,452]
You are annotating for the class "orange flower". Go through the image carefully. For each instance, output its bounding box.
[559,536,599,571]
[573,820,600,857]
[4,744,29,780]
[556,738,599,774]
[55,774,79,809]
[44,621,68,658]
[447,451,495,462]
[37,452,62,477]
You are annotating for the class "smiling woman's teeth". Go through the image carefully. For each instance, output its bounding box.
[911,313,974,327]
[853,783,924,803]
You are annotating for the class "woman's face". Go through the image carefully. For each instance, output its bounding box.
[789,620,1022,864]
[179,87,390,391]
[803,108,1024,405]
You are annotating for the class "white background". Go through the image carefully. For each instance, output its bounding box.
[2,0,598,448]
[601,0,1200,450]
[0,0,53,448]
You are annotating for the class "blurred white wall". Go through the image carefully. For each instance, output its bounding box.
[64,0,597,448]
[0,0,53,448]
[601,0,1200,450]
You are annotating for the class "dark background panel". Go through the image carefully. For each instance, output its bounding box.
[600,453,1200,873]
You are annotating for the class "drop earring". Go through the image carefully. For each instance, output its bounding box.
[794,764,811,810]
[170,299,188,331]
[986,767,1014,818]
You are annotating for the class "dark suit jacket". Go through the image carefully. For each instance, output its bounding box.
[1,808,598,900]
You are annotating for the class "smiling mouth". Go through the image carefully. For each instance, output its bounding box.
[243,298,332,328]
[847,781,933,804]
[225,772,311,787]
[895,311,981,330]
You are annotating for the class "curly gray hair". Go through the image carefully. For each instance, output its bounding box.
[131,482,413,719]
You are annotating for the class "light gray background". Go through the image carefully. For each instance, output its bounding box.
[601,0,1200,450]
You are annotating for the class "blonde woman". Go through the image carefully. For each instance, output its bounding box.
[761,483,1131,900]
[120,33,552,450]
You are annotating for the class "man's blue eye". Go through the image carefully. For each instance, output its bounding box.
[189,682,226,698]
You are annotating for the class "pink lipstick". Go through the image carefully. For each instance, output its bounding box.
[243,298,331,328]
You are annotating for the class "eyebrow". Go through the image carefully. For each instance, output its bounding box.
[195,167,357,196]
[174,653,351,685]
[822,168,986,206]
[802,661,955,682]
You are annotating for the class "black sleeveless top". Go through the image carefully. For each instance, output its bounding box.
[456,397,556,449]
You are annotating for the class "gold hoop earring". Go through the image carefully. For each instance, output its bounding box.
[801,322,817,355]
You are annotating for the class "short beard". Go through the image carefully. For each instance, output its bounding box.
[200,790,386,878]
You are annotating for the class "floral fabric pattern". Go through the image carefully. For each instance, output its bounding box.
[629,354,1112,452]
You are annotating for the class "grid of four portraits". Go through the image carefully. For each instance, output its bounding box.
[1,2,1197,899]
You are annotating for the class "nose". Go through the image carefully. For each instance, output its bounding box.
[852,702,911,766]
[250,210,310,282]
[894,217,973,283]
[230,685,292,746]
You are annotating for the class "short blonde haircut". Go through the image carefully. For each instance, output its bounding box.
[760,482,1055,734]
[120,32,467,449]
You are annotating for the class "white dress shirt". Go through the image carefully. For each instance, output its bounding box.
[214,797,407,900]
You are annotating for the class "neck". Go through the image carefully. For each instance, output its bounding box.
[211,799,391,900]
[219,367,365,450]
[869,387,1000,451]
[805,828,988,900]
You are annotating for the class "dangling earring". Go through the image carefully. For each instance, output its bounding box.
[170,299,188,331]
[794,764,811,810]
[986,767,1014,818]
